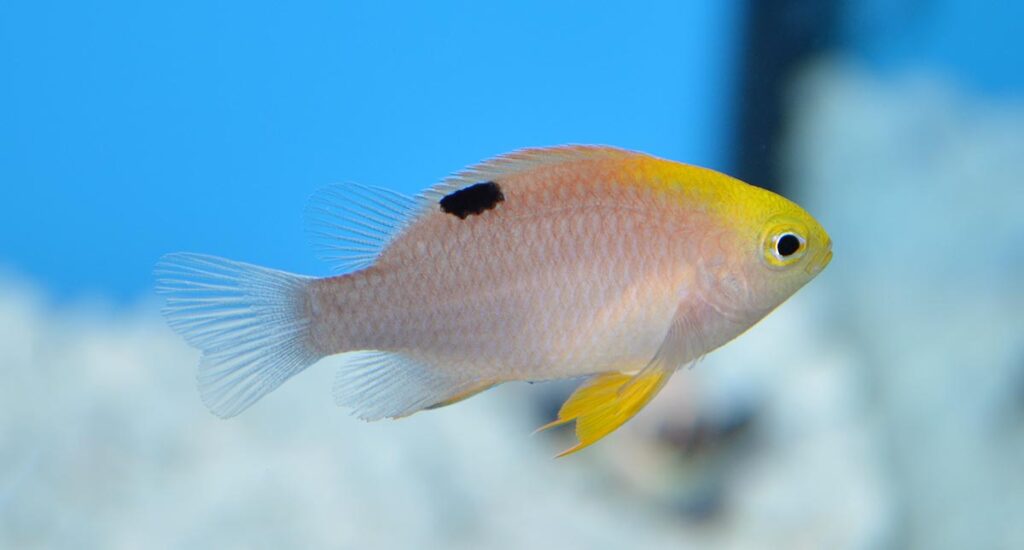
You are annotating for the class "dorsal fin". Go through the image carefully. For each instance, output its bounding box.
[421,145,641,203]
[306,145,643,272]
[305,182,420,273]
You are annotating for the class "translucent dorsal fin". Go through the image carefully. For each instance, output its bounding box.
[422,144,639,202]
[306,145,641,272]
[305,182,420,273]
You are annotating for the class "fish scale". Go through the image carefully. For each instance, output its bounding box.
[314,197,688,379]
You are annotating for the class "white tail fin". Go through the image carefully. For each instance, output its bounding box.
[155,253,322,418]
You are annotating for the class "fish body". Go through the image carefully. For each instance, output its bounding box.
[157,146,831,454]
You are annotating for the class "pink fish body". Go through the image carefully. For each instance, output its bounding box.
[157,146,831,454]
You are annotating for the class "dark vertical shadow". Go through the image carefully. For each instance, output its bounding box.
[732,0,841,193]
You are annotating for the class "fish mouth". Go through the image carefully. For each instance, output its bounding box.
[805,242,833,275]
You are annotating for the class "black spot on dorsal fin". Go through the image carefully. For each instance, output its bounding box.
[439,181,505,219]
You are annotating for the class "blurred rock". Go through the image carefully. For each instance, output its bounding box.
[0,277,699,549]
[787,58,1024,550]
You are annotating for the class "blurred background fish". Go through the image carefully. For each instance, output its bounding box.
[1,1,1022,549]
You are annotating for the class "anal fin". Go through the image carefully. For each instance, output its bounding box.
[425,381,498,410]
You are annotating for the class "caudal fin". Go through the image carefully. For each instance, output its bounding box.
[155,253,322,418]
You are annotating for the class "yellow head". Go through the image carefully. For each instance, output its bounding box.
[711,175,833,316]
[624,152,831,321]
[637,156,834,322]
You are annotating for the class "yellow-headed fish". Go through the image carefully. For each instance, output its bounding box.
[156,146,832,455]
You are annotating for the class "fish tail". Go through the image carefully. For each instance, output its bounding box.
[155,253,322,418]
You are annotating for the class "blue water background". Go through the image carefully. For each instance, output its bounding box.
[0,0,1020,301]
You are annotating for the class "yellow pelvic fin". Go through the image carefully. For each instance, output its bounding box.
[538,369,673,457]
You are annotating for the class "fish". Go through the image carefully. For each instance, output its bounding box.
[155,145,832,456]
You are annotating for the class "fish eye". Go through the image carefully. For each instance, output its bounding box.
[762,228,807,268]
[776,233,801,257]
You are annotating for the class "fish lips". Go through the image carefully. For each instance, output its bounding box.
[805,244,833,275]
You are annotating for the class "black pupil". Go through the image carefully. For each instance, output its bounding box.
[777,234,800,257]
